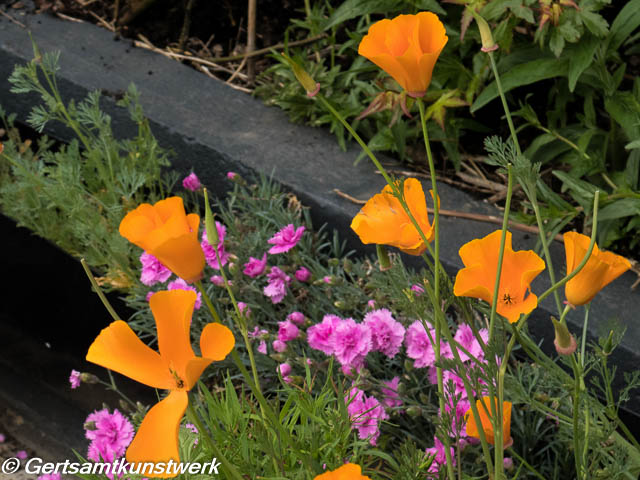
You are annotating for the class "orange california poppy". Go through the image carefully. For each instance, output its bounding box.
[464,397,513,447]
[358,12,448,97]
[314,463,371,480]
[86,290,234,474]
[453,230,545,323]
[350,178,436,255]
[563,232,631,306]
[119,196,205,283]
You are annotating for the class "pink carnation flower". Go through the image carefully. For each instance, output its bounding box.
[272,340,287,353]
[85,409,134,466]
[294,266,311,282]
[381,377,402,409]
[287,311,305,325]
[331,318,372,371]
[0,433,5,443]
[425,436,456,474]
[167,278,202,310]
[139,252,172,286]
[16,450,27,460]
[145,291,154,302]
[278,320,299,342]
[243,253,268,277]
[363,309,405,358]
[278,363,292,377]
[182,172,201,191]
[405,320,448,368]
[411,284,425,295]
[226,171,237,180]
[307,314,342,355]
[345,387,388,445]
[210,275,232,287]
[367,300,376,309]
[201,222,230,270]
[69,369,81,389]
[453,324,488,363]
[257,340,267,354]
[248,326,268,339]
[238,302,251,317]
[267,224,305,254]
[264,267,291,303]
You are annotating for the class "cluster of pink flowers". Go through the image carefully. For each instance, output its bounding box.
[139,252,172,286]
[380,377,402,409]
[85,409,134,479]
[182,172,201,192]
[167,278,202,309]
[425,436,456,474]
[307,310,405,373]
[201,221,230,270]
[345,386,388,445]
[249,326,268,354]
[278,362,293,383]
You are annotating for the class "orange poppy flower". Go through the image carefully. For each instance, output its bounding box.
[563,232,631,306]
[453,230,545,323]
[350,178,435,255]
[119,196,205,283]
[86,290,234,474]
[314,463,371,480]
[358,12,448,98]
[464,397,513,447]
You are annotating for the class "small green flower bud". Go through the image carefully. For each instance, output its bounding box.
[342,258,353,274]
[396,382,406,394]
[406,406,422,417]
[602,330,615,355]
[328,258,340,267]
[270,353,286,363]
[419,393,430,405]
[404,359,414,372]
[334,300,348,310]
[281,53,320,97]
[84,421,97,431]
[469,8,498,53]
[551,316,577,355]
[80,373,100,384]
[203,188,219,247]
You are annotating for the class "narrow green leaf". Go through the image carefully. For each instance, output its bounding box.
[580,9,609,37]
[597,198,640,221]
[607,0,640,53]
[625,140,640,150]
[324,0,407,31]
[567,35,599,92]
[471,57,569,112]
[552,170,599,198]
[605,92,640,141]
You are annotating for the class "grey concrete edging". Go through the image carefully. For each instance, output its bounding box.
[0,5,638,446]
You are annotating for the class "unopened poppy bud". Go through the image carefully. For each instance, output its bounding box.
[376,244,392,271]
[396,381,406,394]
[270,353,286,363]
[342,258,353,274]
[80,373,99,384]
[228,262,238,275]
[552,316,577,355]
[203,189,219,248]
[602,330,615,356]
[281,53,320,97]
[469,9,498,52]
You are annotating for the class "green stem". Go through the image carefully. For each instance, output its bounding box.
[185,400,244,480]
[488,51,521,156]
[580,304,590,366]
[80,258,121,322]
[488,163,513,345]
[195,280,222,323]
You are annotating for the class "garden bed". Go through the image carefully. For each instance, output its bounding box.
[1,3,640,473]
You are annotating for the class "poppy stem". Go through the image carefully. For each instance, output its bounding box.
[80,258,122,322]
[487,51,521,157]
[195,280,222,324]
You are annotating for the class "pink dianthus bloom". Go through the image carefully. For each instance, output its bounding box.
[226,171,237,180]
[272,340,287,353]
[453,324,488,363]
[264,266,291,303]
[287,311,305,325]
[294,266,311,282]
[139,252,172,286]
[278,320,299,342]
[238,302,251,317]
[16,450,27,460]
[210,275,232,287]
[267,224,305,254]
[167,278,202,310]
[69,369,81,389]
[331,318,372,371]
[145,291,154,302]
[307,314,342,355]
[37,475,62,480]
[411,284,425,295]
[278,363,292,377]
[381,377,403,409]
[425,436,456,474]
[345,387,388,445]
[405,320,448,368]
[201,222,230,270]
[182,172,201,191]
[243,253,268,277]
[85,409,134,465]
[257,340,267,354]
[363,309,405,358]
[367,300,376,309]
[248,326,268,339]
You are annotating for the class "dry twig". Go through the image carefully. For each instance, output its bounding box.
[0,8,26,28]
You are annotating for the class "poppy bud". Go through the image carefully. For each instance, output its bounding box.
[376,244,392,271]
[80,373,99,384]
[602,330,615,356]
[469,9,498,52]
[280,53,320,97]
[551,316,577,356]
[203,188,219,248]
[406,406,422,417]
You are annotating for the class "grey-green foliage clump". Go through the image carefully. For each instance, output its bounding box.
[0,47,176,289]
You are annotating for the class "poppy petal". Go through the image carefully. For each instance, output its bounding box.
[200,322,235,361]
[126,390,188,475]
[151,232,205,283]
[86,320,173,390]
[150,290,197,381]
